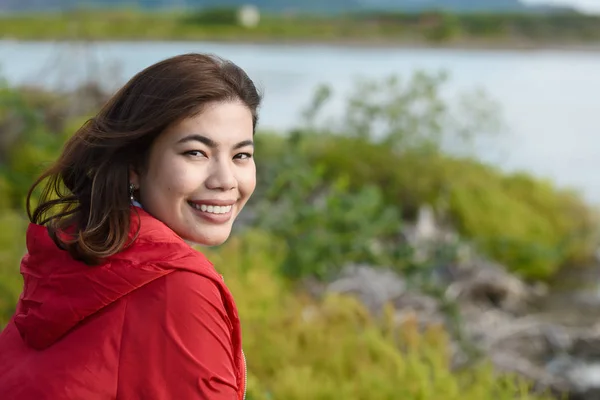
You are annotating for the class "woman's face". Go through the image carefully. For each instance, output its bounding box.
[130,100,256,246]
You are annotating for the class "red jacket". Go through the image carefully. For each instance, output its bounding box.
[0,208,246,400]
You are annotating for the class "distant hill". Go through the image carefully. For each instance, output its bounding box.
[0,0,578,14]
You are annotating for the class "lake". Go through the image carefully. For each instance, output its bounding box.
[1,40,599,204]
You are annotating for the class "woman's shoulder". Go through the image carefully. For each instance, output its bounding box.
[107,208,227,294]
[123,249,238,334]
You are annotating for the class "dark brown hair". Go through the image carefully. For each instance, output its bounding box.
[26,53,262,265]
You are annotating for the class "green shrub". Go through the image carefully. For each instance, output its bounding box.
[0,82,73,210]
[204,232,551,400]
[0,210,26,327]
[0,176,11,211]
[254,133,405,279]
[181,7,240,26]
[303,136,598,280]
[448,165,598,279]
[422,12,463,43]
[284,72,598,280]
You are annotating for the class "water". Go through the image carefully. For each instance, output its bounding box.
[1,40,599,204]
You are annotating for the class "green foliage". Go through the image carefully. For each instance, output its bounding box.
[308,71,501,156]
[0,177,10,211]
[0,210,26,327]
[458,13,508,36]
[2,10,600,44]
[421,12,463,43]
[303,135,598,280]
[353,11,600,41]
[181,7,241,26]
[448,167,598,279]
[0,82,57,326]
[283,71,598,280]
[254,133,405,279]
[0,81,98,211]
[204,234,552,400]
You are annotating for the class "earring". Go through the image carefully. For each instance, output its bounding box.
[129,183,136,201]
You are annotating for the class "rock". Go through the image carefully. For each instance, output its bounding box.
[393,291,439,314]
[546,355,600,399]
[414,205,438,242]
[317,238,600,399]
[326,264,407,315]
[566,363,600,400]
[543,324,574,356]
[571,325,600,360]
[400,204,461,265]
[445,258,533,314]
[393,291,445,328]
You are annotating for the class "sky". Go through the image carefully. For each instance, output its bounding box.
[524,0,600,13]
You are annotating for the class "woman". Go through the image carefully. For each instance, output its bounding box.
[0,53,261,399]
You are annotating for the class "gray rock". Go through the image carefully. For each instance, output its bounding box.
[393,291,445,328]
[446,258,534,314]
[546,355,600,399]
[326,264,407,314]
[572,326,600,360]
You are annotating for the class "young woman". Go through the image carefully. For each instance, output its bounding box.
[0,53,261,399]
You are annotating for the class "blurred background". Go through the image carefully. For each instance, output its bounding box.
[1,1,600,399]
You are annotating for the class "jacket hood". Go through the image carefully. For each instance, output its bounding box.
[13,208,218,350]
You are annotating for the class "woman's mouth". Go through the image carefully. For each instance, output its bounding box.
[187,201,234,224]
[188,202,232,214]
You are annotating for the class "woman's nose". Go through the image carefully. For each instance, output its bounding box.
[204,159,236,191]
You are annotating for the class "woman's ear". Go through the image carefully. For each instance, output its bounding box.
[129,166,140,189]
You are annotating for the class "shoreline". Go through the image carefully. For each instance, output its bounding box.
[3,35,600,53]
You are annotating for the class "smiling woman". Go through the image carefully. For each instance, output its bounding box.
[0,53,261,400]
[132,102,257,247]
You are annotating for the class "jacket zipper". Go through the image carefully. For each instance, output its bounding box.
[242,350,247,400]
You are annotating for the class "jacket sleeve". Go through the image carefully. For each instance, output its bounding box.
[117,270,239,400]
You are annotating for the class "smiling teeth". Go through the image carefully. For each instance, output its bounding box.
[190,203,232,214]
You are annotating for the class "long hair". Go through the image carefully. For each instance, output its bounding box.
[26,53,262,265]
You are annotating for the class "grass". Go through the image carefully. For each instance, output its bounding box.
[1,9,599,48]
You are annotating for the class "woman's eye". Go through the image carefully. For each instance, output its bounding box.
[234,153,253,160]
[184,150,206,158]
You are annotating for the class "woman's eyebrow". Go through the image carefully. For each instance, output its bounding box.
[177,134,254,150]
[233,140,254,150]
[177,134,217,148]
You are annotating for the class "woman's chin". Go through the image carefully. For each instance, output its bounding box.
[183,231,231,248]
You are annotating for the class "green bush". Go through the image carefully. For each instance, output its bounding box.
[285,72,599,280]
[0,82,75,210]
[0,210,26,327]
[448,166,598,279]
[422,12,463,43]
[204,233,551,400]
[254,132,406,280]
[300,136,598,280]
[181,7,240,26]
